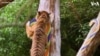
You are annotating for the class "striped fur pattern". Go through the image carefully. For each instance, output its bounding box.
[30,11,50,56]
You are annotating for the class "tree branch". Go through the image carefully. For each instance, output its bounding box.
[0,23,24,29]
[0,0,14,8]
[68,0,82,25]
[15,0,34,24]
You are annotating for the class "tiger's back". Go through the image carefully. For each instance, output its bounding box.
[30,11,50,56]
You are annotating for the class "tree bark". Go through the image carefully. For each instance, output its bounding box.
[0,0,13,8]
[38,0,61,56]
[76,12,100,56]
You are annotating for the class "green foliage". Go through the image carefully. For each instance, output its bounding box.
[0,28,31,56]
[0,0,37,56]
[0,0,100,56]
[61,0,100,56]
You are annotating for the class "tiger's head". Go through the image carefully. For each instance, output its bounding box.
[36,11,50,23]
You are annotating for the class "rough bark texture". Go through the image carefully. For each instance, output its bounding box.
[76,12,100,56]
[79,30,100,56]
[50,0,61,56]
[38,0,61,56]
[0,0,13,8]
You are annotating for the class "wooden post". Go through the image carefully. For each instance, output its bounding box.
[38,0,61,56]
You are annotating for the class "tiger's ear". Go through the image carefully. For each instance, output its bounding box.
[48,13,51,15]
[35,11,41,19]
[37,11,41,16]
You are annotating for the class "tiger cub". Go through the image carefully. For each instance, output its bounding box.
[26,11,51,56]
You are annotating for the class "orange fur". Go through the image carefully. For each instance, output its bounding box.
[26,21,34,39]
[26,11,50,39]
[26,11,51,56]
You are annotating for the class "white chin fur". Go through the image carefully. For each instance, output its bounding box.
[26,21,30,26]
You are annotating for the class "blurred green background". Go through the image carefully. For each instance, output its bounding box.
[0,0,100,56]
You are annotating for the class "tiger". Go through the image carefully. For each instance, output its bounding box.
[26,11,51,56]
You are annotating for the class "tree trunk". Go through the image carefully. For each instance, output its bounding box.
[0,0,13,8]
[76,12,100,56]
[38,0,61,56]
